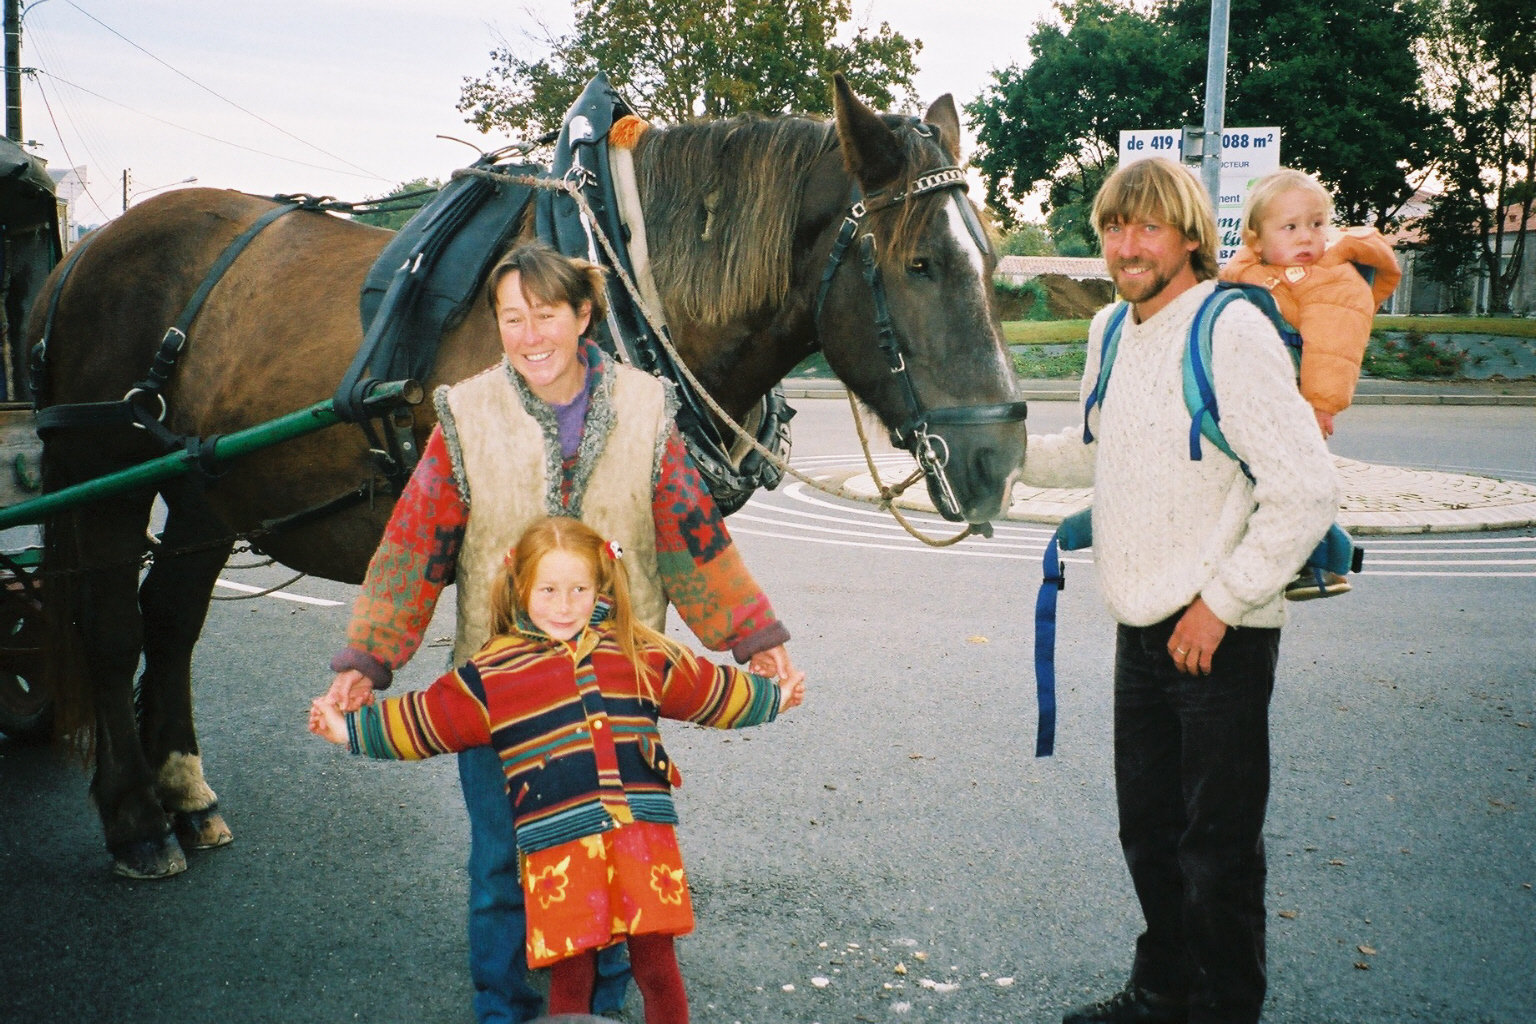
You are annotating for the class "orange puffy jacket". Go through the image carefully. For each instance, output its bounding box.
[1220,228,1402,414]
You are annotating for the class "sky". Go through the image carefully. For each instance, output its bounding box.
[13,0,1059,228]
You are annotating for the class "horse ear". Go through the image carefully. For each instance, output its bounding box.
[924,93,962,163]
[833,72,904,192]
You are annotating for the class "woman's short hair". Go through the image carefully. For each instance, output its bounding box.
[485,240,609,324]
[1240,167,1333,239]
[1092,158,1220,282]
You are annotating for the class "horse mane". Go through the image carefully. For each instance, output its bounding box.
[635,114,837,327]
[634,111,958,328]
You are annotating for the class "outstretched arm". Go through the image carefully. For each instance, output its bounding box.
[652,429,790,661]
[331,427,467,693]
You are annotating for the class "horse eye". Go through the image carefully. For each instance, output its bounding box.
[907,257,932,277]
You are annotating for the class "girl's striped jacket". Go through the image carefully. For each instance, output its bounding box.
[345,614,782,854]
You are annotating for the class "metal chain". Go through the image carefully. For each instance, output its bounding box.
[456,165,977,546]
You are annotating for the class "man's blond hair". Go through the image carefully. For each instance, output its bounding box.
[1092,158,1220,282]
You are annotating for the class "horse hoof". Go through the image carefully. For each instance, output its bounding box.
[110,835,188,879]
[173,806,234,850]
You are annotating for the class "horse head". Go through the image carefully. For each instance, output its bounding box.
[812,75,1027,525]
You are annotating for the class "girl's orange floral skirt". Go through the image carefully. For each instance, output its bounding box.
[521,820,694,968]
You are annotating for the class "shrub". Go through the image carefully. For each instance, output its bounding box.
[1363,331,1467,379]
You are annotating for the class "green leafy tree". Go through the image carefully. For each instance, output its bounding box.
[1000,222,1057,256]
[1414,0,1534,314]
[352,178,443,231]
[1163,0,1438,227]
[968,0,1200,246]
[970,0,1436,245]
[458,0,921,138]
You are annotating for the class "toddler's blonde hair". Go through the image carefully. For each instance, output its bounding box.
[1241,168,1333,243]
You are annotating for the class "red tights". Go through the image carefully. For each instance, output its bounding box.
[547,933,688,1024]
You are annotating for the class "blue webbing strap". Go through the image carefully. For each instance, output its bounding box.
[1032,533,1065,757]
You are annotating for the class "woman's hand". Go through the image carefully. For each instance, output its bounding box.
[749,644,794,680]
[326,668,376,712]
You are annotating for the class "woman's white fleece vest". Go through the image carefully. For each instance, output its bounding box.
[436,359,672,666]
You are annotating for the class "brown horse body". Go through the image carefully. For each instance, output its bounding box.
[29,81,1027,877]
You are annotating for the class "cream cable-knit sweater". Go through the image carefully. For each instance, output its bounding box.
[1022,279,1339,629]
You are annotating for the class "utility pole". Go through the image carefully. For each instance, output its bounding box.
[1198,0,1232,216]
[5,0,22,142]
[122,168,130,212]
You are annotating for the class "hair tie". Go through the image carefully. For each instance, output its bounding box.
[605,540,623,561]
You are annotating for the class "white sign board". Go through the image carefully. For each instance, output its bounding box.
[1117,127,1281,263]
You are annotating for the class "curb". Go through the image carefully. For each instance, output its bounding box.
[782,380,1536,406]
[818,459,1536,535]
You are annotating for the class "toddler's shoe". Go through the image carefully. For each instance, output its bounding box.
[1285,568,1351,601]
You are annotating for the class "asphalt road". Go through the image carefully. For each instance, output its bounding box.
[1,397,1531,1024]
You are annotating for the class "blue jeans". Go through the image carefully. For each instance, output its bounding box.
[458,746,633,1023]
[1113,617,1278,1024]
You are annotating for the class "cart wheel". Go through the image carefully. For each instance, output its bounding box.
[0,595,49,742]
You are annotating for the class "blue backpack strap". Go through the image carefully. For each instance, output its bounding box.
[1082,301,1130,444]
[1185,287,1243,467]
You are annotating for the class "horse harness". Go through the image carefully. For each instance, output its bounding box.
[31,197,328,474]
[812,137,1029,525]
[28,194,425,538]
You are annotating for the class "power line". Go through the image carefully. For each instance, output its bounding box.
[30,75,110,220]
[59,0,385,180]
[28,67,391,183]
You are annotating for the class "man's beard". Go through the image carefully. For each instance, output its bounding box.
[1109,262,1175,305]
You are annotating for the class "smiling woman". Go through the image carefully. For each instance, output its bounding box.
[486,242,602,405]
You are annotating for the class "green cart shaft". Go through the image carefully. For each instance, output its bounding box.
[0,380,420,531]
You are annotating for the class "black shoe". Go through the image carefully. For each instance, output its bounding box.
[1062,983,1189,1024]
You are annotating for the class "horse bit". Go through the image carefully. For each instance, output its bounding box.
[812,151,1029,524]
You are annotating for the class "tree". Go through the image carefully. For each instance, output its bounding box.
[1414,0,1535,314]
[1000,222,1057,256]
[967,0,1199,247]
[1163,0,1438,228]
[458,0,921,139]
[969,0,1437,246]
[352,178,443,231]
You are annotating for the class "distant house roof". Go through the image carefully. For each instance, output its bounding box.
[996,254,1110,281]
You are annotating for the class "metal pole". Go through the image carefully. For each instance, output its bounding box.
[1201,0,1231,216]
[4,0,21,142]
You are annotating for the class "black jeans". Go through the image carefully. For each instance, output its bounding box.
[1114,615,1279,1024]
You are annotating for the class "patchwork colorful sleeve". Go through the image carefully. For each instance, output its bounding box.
[652,428,789,661]
[342,427,467,675]
[347,666,492,760]
[655,650,781,730]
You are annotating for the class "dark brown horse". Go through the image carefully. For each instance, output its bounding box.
[29,78,1027,878]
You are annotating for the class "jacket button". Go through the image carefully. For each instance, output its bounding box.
[593,720,603,730]
[658,760,666,769]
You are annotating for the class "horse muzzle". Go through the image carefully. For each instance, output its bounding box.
[893,400,1029,525]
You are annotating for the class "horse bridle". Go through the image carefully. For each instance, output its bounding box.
[812,160,1029,522]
